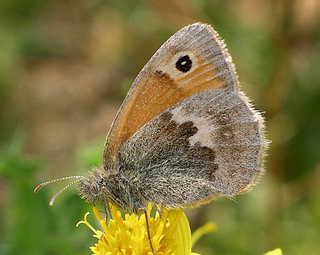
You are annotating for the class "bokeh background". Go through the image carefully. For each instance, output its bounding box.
[1,0,320,254]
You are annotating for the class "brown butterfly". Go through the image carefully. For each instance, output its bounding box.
[35,22,266,219]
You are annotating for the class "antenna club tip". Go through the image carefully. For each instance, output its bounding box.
[49,196,57,206]
[34,184,43,193]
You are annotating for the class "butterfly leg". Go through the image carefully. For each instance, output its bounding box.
[144,210,154,255]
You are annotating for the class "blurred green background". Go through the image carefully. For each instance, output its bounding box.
[1,0,320,254]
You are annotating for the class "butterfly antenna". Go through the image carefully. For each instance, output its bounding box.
[34,175,84,193]
[49,178,82,206]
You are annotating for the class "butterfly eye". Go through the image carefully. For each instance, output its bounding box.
[175,55,192,73]
[98,179,104,186]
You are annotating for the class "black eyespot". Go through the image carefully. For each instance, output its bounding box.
[175,55,192,73]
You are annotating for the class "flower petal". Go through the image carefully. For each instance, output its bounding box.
[263,248,283,255]
[191,222,217,247]
[172,211,192,255]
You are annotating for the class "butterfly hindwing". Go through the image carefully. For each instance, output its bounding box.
[117,89,266,208]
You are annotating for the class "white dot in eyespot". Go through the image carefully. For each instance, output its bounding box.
[158,51,198,79]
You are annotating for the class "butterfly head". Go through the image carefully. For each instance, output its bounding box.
[34,166,114,206]
[35,166,144,211]
[77,167,113,204]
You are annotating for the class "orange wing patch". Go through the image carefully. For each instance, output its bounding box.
[103,23,239,170]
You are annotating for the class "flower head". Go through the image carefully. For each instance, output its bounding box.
[77,204,205,255]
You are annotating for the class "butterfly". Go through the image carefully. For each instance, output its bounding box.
[35,22,266,215]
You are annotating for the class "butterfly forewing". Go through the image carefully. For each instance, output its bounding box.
[103,23,240,170]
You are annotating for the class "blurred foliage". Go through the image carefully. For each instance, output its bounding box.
[0,0,320,254]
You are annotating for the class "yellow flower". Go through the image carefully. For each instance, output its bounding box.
[77,204,215,255]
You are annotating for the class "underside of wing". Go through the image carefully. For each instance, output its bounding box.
[118,89,267,208]
[103,23,239,170]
